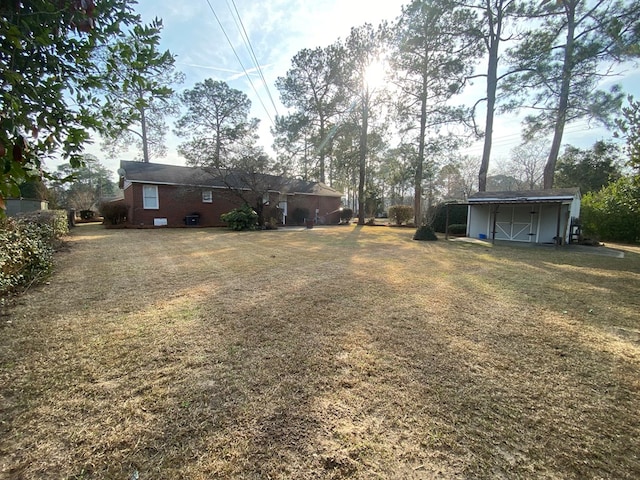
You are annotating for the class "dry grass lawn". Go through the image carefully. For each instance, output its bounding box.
[1,223,639,479]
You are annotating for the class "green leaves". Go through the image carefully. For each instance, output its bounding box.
[615,95,640,173]
[0,0,140,210]
[95,17,181,163]
[175,79,258,168]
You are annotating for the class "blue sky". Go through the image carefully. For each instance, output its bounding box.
[79,0,639,178]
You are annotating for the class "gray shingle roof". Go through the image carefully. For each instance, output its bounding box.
[468,188,580,203]
[119,160,342,197]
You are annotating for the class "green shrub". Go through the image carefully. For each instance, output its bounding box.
[430,203,468,233]
[291,207,309,225]
[413,225,438,241]
[447,223,467,235]
[221,205,259,231]
[264,217,279,230]
[388,205,414,225]
[581,176,640,243]
[100,202,129,225]
[1,217,58,295]
[340,208,353,223]
[15,210,69,242]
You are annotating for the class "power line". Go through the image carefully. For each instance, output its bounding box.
[227,0,280,118]
[204,0,276,127]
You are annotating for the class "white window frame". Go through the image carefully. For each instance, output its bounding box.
[143,185,159,210]
[202,190,213,203]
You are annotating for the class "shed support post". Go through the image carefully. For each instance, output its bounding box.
[491,204,498,244]
[445,203,450,240]
[555,203,562,247]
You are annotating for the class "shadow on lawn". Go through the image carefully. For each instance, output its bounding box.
[1,225,638,479]
[142,238,639,478]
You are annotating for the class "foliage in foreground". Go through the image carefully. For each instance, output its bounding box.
[581,176,640,243]
[0,1,141,207]
[220,205,258,231]
[1,211,68,296]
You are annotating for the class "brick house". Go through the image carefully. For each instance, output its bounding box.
[118,160,343,227]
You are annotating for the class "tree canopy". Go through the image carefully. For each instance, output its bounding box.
[97,19,183,163]
[0,0,141,210]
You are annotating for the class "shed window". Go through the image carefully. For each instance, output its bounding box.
[143,185,159,209]
[202,190,213,203]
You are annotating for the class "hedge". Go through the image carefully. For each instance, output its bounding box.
[1,210,68,296]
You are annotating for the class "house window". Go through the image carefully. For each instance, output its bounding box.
[202,190,213,203]
[143,185,159,209]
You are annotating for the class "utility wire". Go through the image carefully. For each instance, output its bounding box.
[204,0,275,127]
[227,0,280,118]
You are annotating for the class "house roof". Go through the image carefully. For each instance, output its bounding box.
[467,188,580,204]
[118,160,343,197]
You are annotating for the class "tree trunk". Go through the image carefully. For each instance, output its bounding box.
[319,119,326,183]
[358,93,369,225]
[543,0,575,189]
[139,101,150,163]
[478,2,501,192]
[414,89,428,226]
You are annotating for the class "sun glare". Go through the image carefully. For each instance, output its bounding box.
[364,59,387,89]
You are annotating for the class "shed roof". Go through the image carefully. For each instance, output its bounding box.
[119,160,342,197]
[467,188,580,204]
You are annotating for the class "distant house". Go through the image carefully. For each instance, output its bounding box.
[117,160,343,227]
[466,188,581,245]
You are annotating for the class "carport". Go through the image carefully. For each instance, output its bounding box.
[462,189,581,245]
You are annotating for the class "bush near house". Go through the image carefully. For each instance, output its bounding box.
[1,211,68,296]
[340,208,353,223]
[221,205,259,231]
[388,205,414,226]
[100,202,129,225]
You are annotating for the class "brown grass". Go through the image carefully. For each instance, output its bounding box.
[1,224,639,479]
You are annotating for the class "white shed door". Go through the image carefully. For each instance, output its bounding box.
[495,206,538,242]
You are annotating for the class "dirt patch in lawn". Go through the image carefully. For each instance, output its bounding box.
[1,224,639,479]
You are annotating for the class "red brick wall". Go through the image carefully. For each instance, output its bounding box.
[123,183,342,227]
[125,183,240,227]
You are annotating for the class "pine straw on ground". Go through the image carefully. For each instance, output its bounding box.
[0,224,639,479]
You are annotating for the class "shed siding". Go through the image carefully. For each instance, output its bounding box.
[468,202,575,244]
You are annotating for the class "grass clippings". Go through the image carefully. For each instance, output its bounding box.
[1,224,639,479]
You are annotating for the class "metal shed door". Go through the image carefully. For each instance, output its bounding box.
[495,206,538,242]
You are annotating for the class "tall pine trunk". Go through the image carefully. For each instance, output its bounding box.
[543,0,575,189]
[414,87,428,226]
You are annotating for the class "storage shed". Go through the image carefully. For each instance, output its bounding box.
[466,188,581,245]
